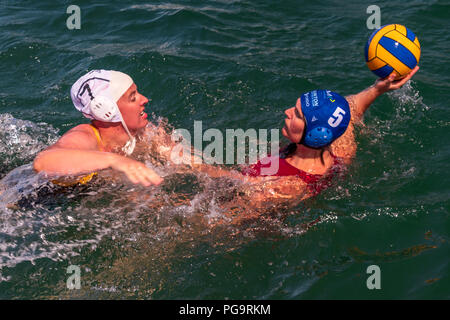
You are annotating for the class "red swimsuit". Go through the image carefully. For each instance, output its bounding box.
[241,154,343,196]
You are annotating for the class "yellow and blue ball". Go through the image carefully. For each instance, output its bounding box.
[365,24,421,79]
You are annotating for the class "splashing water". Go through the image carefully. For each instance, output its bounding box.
[0,113,59,178]
[388,80,429,120]
[0,95,431,298]
[0,114,311,299]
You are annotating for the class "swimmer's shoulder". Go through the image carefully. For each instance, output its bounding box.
[329,131,355,165]
[49,124,100,151]
[327,96,359,165]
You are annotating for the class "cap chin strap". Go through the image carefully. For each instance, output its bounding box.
[118,115,136,156]
[89,95,136,155]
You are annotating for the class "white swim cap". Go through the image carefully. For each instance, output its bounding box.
[70,69,137,155]
[70,69,133,122]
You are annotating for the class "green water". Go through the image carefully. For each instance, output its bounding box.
[0,0,449,299]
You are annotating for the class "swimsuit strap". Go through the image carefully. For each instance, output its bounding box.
[51,125,103,187]
[89,124,106,152]
[329,151,342,166]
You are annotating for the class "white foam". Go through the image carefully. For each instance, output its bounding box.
[0,113,59,175]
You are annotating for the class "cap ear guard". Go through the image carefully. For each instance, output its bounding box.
[303,127,333,148]
[89,95,120,122]
[89,95,136,155]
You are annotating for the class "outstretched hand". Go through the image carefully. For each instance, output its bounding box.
[110,155,163,187]
[374,66,419,94]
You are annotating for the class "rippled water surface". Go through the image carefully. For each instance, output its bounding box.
[0,0,449,299]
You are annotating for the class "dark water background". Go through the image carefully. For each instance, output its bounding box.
[0,0,449,299]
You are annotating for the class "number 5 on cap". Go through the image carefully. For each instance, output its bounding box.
[328,107,346,127]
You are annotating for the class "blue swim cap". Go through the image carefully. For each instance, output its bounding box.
[300,90,351,148]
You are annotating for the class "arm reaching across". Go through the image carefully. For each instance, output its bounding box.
[33,125,162,187]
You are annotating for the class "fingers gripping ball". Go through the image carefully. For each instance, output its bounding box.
[365,24,421,79]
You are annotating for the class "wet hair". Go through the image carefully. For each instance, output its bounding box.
[279,143,327,166]
[279,142,297,159]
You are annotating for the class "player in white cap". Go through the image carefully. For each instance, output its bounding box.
[33,70,163,187]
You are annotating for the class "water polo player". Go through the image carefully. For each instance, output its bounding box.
[33,70,163,187]
[189,67,420,203]
[241,89,352,197]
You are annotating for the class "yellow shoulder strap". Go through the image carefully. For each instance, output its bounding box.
[51,172,97,187]
[89,125,105,152]
[51,125,103,187]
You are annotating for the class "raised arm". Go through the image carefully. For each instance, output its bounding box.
[330,66,419,162]
[347,66,420,123]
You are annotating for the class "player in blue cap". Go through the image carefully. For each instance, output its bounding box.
[241,67,420,201]
[239,89,354,197]
[185,67,420,206]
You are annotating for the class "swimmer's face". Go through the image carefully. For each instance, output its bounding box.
[282,98,306,143]
[116,83,149,131]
